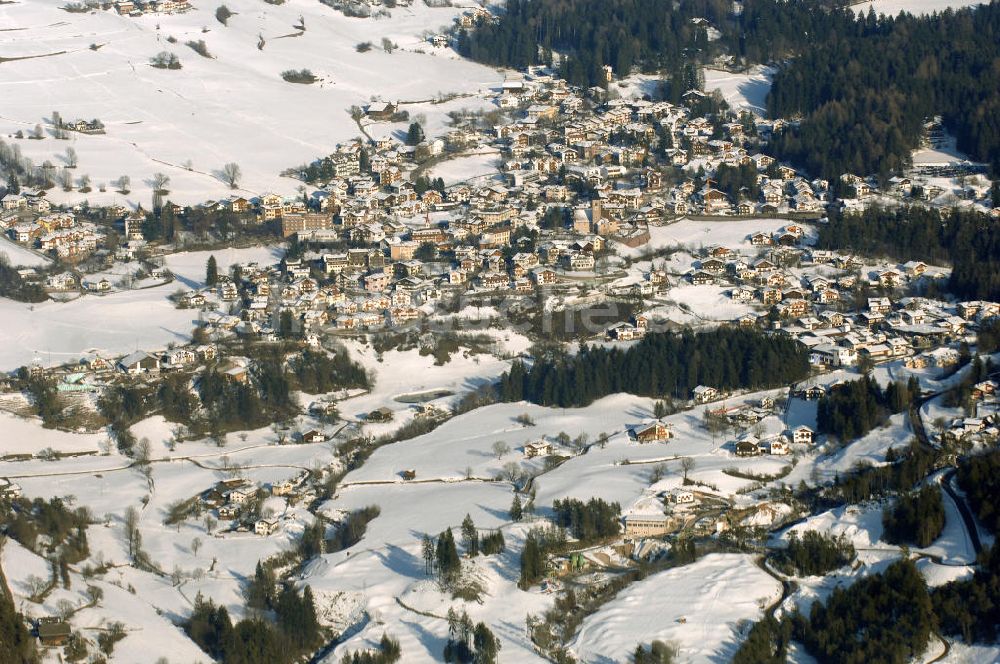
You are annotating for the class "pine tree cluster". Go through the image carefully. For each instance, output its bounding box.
[499,329,810,408]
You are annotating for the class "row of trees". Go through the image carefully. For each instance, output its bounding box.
[326,506,381,553]
[339,634,402,664]
[797,558,935,663]
[499,328,810,408]
[421,515,506,585]
[101,343,370,444]
[932,450,1000,643]
[740,451,1000,657]
[827,442,938,504]
[551,498,621,543]
[289,348,371,394]
[816,376,917,443]
[196,360,296,432]
[2,496,90,563]
[0,565,36,663]
[817,206,1000,301]
[0,254,47,303]
[519,525,567,589]
[735,558,935,663]
[457,0,861,90]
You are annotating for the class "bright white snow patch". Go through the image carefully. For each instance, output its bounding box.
[571,553,781,663]
[703,65,775,116]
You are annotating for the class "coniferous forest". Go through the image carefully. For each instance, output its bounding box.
[456,0,731,87]
[816,376,916,442]
[498,328,810,407]
[456,0,855,88]
[767,2,1000,179]
[795,558,935,663]
[816,206,1000,301]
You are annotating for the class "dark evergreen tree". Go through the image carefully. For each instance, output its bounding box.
[509,494,523,522]
[205,254,218,286]
[405,122,425,146]
[435,527,461,582]
[460,513,478,557]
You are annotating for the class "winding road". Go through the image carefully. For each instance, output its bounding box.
[908,393,983,557]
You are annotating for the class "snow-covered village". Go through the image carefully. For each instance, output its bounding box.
[1,0,1000,663]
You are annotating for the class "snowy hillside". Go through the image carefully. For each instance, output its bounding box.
[0,0,503,206]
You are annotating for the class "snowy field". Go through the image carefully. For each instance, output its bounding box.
[0,282,194,370]
[0,0,504,206]
[851,0,985,15]
[702,65,775,117]
[571,554,781,663]
[305,388,797,659]
[616,217,803,259]
[0,236,52,268]
[426,148,502,186]
[162,245,284,288]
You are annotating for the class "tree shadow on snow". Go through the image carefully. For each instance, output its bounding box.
[399,618,447,657]
[475,502,509,522]
[374,542,424,579]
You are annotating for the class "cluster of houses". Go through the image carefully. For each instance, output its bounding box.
[113,0,190,16]
[0,203,101,261]
[652,230,1000,372]
[56,118,105,135]
[199,474,308,536]
[732,425,814,457]
[622,489,698,539]
[939,413,999,447]
[142,67,990,349]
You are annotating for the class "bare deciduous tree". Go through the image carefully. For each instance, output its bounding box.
[65,146,78,168]
[25,574,47,598]
[133,437,151,464]
[491,441,510,459]
[221,162,241,188]
[502,461,520,483]
[151,172,170,193]
[124,506,141,558]
[56,598,76,620]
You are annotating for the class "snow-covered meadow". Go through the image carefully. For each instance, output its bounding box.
[0,0,504,207]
